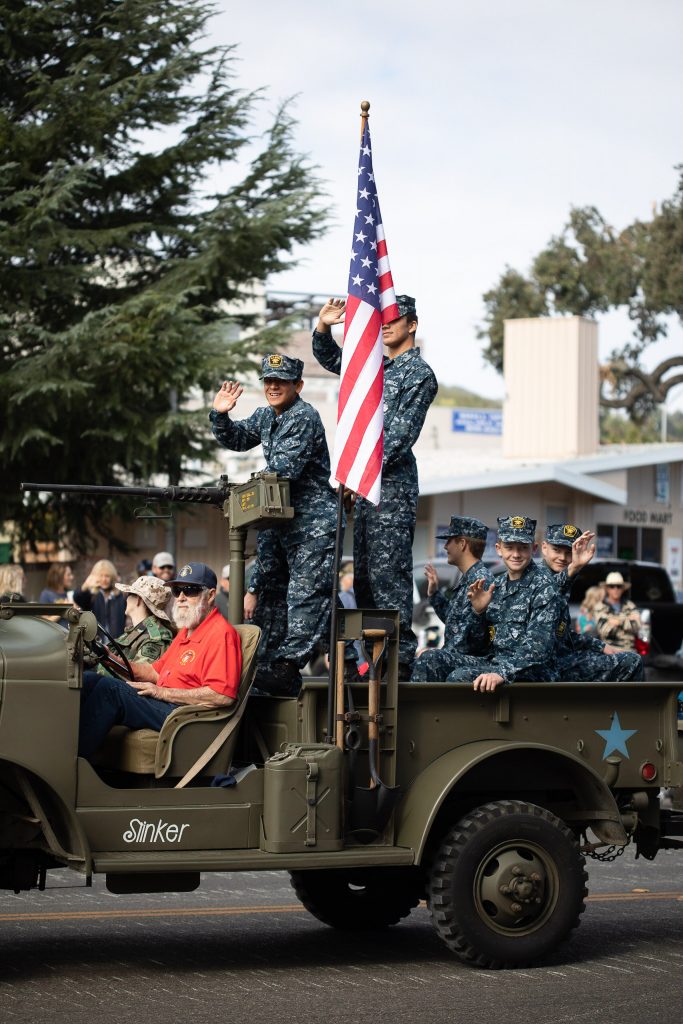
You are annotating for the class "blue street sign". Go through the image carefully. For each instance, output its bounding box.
[452,409,503,435]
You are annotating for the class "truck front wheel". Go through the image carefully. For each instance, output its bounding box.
[428,800,588,968]
[289,867,422,930]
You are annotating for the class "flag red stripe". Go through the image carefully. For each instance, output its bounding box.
[335,363,383,481]
[356,434,384,497]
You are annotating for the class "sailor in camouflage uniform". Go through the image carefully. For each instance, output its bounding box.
[313,294,438,678]
[447,516,561,690]
[538,533,643,680]
[210,355,337,695]
[411,515,493,681]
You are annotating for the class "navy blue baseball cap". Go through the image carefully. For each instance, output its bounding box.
[259,354,304,381]
[497,515,537,544]
[545,523,582,548]
[166,562,217,589]
[437,515,488,541]
[395,294,417,319]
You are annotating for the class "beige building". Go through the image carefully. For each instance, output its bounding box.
[416,317,683,591]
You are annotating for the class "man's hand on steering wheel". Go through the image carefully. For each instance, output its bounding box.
[88,625,133,681]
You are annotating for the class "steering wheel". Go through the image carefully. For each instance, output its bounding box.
[88,624,133,681]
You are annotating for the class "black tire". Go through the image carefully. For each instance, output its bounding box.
[290,867,423,930]
[428,800,588,969]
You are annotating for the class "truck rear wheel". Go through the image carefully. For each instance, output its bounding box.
[289,867,422,930]
[428,800,588,968]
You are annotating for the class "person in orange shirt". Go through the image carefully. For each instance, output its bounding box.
[78,562,241,760]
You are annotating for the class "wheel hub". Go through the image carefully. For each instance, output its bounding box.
[476,846,551,930]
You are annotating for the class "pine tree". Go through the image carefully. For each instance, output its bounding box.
[0,0,326,549]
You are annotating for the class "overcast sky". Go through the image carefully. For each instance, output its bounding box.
[204,0,682,408]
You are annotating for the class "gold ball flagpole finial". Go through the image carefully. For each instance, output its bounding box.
[360,100,370,114]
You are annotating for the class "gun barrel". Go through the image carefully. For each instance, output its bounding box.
[20,482,227,505]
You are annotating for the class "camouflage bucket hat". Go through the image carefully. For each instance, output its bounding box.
[545,523,582,548]
[497,515,537,544]
[436,514,488,541]
[115,575,172,621]
[259,354,304,381]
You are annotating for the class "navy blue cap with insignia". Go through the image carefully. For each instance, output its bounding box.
[545,523,582,548]
[166,562,217,589]
[395,294,417,320]
[497,515,537,544]
[437,515,488,541]
[259,354,304,381]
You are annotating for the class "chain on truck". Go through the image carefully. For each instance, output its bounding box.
[0,475,681,970]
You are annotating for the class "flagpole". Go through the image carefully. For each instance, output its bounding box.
[326,98,372,744]
[326,483,345,743]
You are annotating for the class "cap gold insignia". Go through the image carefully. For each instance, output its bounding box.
[511,516,525,529]
[179,565,192,577]
[268,354,283,368]
[488,625,496,642]
[563,525,578,538]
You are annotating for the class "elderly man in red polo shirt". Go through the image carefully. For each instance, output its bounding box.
[78,562,242,760]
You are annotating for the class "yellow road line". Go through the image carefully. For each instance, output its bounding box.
[0,892,680,923]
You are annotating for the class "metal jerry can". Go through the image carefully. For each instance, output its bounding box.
[262,744,344,853]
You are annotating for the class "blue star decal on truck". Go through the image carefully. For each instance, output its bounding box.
[595,712,637,759]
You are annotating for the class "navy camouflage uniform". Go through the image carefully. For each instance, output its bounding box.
[210,355,337,688]
[412,516,493,681]
[312,295,437,674]
[446,516,561,683]
[541,524,643,682]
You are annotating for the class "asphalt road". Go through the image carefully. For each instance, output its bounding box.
[0,848,680,1024]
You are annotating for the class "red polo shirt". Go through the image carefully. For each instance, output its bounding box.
[152,608,242,699]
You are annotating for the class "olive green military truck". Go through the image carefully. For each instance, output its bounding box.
[1,476,681,970]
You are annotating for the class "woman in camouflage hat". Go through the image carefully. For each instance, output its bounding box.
[94,575,174,678]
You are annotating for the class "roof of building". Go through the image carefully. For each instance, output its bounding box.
[417,443,683,504]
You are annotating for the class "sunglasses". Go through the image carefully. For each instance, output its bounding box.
[170,584,205,598]
[606,584,625,589]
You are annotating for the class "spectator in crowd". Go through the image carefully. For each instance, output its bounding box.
[151,552,175,582]
[595,572,642,652]
[576,585,604,635]
[215,564,230,620]
[39,562,75,626]
[136,558,153,576]
[0,564,26,602]
[92,575,174,679]
[74,559,127,637]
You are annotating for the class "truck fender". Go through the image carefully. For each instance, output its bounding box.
[0,759,92,875]
[395,740,627,862]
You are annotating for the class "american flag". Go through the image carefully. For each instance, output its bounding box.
[331,119,399,505]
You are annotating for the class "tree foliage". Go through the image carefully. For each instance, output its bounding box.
[0,0,326,550]
[478,171,683,423]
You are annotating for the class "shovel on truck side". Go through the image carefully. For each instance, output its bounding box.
[348,628,401,840]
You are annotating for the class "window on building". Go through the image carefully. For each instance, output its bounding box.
[617,526,638,560]
[597,524,662,562]
[641,528,662,563]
